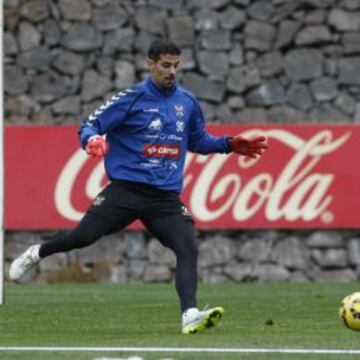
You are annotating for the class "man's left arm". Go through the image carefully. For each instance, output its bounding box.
[188,102,267,158]
[187,102,231,154]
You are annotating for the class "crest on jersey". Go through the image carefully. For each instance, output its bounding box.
[174,104,184,118]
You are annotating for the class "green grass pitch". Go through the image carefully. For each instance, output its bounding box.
[0,282,360,360]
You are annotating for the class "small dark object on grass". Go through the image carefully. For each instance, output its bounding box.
[265,319,274,326]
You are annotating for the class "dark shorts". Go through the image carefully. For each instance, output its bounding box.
[88,180,194,227]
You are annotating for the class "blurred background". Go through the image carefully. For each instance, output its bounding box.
[4,0,360,284]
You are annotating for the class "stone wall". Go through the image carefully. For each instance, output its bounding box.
[5,230,360,283]
[4,0,360,283]
[5,0,360,124]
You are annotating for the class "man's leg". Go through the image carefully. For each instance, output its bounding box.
[144,214,198,312]
[144,214,224,334]
[10,183,137,281]
[40,208,134,257]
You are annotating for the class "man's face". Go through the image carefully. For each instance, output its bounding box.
[148,53,181,89]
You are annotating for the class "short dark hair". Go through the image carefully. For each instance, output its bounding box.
[148,39,181,60]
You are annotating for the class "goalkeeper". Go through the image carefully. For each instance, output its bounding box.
[10,39,267,334]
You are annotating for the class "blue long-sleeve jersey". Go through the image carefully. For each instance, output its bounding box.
[79,76,231,193]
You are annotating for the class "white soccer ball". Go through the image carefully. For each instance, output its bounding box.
[339,292,360,331]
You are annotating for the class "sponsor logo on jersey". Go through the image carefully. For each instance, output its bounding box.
[144,133,183,141]
[143,108,159,113]
[144,144,180,158]
[148,118,162,131]
[167,134,183,141]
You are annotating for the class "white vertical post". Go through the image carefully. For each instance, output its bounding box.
[0,0,4,305]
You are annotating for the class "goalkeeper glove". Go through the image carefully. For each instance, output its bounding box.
[228,135,267,158]
[85,135,109,158]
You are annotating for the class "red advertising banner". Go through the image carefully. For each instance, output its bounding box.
[5,124,360,230]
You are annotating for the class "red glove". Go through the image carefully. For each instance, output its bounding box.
[228,135,268,158]
[85,135,109,158]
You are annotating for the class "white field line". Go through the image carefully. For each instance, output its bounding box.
[0,347,359,355]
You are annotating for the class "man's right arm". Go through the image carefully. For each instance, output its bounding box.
[78,88,141,149]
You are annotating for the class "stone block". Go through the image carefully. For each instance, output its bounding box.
[200,30,231,50]
[346,238,360,266]
[53,51,85,76]
[62,23,103,52]
[168,16,195,46]
[310,77,338,102]
[224,263,253,281]
[219,6,246,29]
[306,231,344,248]
[81,70,112,102]
[199,235,237,267]
[245,79,286,106]
[59,0,91,21]
[238,239,272,263]
[275,20,302,49]
[17,46,51,71]
[287,83,313,111]
[295,26,332,46]
[311,248,348,268]
[195,8,219,31]
[284,49,323,81]
[30,72,68,103]
[255,51,284,78]
[93,3,127,31]
[244,21,276,52]
[18,21,41,51]
[338,57,360,85]
[253,264,290,282]
[227,65,261,94]
[248,1,275,21]
[182,72,225,102]
[4,65,28,95]
[52,96,80,115]
[135,7,166,34]
[328,9,360,31]
[272,236,311,271]
[197,51,229,80]
[43,20,61,46]
[20,0,49,22]
[114,60,136,89]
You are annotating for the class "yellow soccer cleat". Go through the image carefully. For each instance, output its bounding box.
[182,306,224,334]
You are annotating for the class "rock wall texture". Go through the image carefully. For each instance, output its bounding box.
[4,0,360,283]
[5,230,360,283]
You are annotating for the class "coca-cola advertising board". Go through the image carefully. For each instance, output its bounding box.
[5,124,360,230]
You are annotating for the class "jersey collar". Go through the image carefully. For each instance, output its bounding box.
[146,76,177,97]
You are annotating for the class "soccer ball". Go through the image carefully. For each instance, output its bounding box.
[339,292,360,331]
